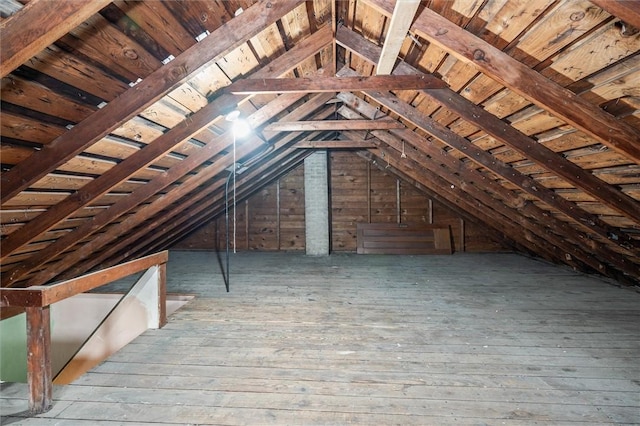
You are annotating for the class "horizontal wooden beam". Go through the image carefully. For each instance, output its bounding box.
[264,120,404,132]
[0,251,168,306]
[227,74,445,94]
[295,139,378,149]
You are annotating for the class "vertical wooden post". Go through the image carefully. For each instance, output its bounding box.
[245,200,249,250]
[158,263,167,328]
[396,179,401,224]
[367,161,372,223]
[26,306,52,414]
[460,218,465,252]
[276,179,281,250]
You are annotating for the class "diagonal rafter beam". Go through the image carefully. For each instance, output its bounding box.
[363,0,640,163]
[338,97,638,280]
[2,43,333,286]
[336,76,638,253]
[0,0,111,78]
[336,26,640,227]
[0,0,306,204]
[226,74,446,94]
[40,104,336,285]
[376,0,421,75]
[0,23,333,264]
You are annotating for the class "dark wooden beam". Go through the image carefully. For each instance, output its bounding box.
[0,0,305,203]
[21,94,333,286]
[363,0,640,163]
[295,139,377,149]
[0,0,111,78]
[336,26,640,230]
[55,108,336,281]
[336,87,638,253]
[589,0,640,30]
[227,74,445,94]
[339,106,608,274]
[1,28,333,285]
[264,119,404,132]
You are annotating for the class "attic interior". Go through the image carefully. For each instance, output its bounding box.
[1,0,639,423]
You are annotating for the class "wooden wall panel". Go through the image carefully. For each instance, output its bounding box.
[247,184,279,251]
[173,152,510,253]
[279,168,306,251]
[330,152,369,251]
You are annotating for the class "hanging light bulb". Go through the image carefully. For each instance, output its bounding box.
[232,118,251,138]
[225,110,251,138]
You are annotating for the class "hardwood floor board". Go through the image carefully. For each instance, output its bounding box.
[2,252,638,424]
[73,372,637,407]
[6,385,638,424]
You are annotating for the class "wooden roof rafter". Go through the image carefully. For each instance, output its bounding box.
[56,101,337,281]
[362,0,640,164]
[337,103,636,282]
[336,26,640,240]
[0,0,306,204]
[0,0,112,78]
[2,28,334,287]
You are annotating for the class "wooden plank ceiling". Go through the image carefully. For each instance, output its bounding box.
[1,0,639,288]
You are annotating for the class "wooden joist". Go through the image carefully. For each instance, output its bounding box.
[296,139,378,149]
[0,0,306,203]
[362,0,640,163]
[0,0,111,78]
[589,0,640,29]
[264,120,404,132]
[336,27,640,236]
[375,0,421,75]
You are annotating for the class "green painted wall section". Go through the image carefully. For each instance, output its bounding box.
[0,313,27,382]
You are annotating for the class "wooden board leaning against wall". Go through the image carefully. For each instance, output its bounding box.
[172,152,509,253]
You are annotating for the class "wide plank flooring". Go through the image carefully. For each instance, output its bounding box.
[2,251,639,424]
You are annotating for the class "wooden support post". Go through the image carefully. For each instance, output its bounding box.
[158,263,167,328]
[26,306,52,414]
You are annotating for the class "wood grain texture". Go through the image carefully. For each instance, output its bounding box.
[363,0,640,163]
[357,223,452,254]
[24,306,52,414]
[0,0,111,78]
[4,251,638,423]
[227,74,445,94]
[0,0,305,203]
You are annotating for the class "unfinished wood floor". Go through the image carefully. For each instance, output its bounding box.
[2,251,639,425]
